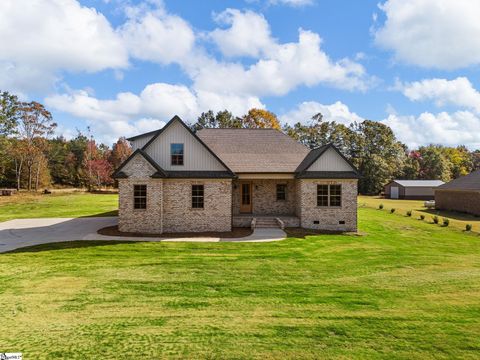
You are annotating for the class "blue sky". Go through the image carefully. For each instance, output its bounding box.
[1,0,480,149]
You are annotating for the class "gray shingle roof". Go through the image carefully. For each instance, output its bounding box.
[196,128,310,173]
[392,180,445,187]
[437,170,480,191]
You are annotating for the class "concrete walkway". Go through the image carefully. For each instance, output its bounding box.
[0,217,286,253]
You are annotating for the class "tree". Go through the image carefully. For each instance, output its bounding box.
[14,101,57,190]
[0,91,19,136]
[472,150,480,171]
[241,108,281,129]
[416,145,452,181]
[284,113,357,153]
[402,151,421,179]
[352,120,407,194]
[109,137,132,169]
[192,110,241,131]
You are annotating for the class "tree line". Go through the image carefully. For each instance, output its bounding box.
[0,91,131,190]
[1,90,479,194]
[191,109,480,194]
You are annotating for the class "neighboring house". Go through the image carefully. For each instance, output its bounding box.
[113,116,360,234]
[384,180,444,200]
[435,170,480,216]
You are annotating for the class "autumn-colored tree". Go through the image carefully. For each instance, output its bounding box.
[82,139,114,190]
[241,108,281,129]
[109,137,132,169]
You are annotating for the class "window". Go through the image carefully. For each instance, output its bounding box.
[192,184,204,209]
[317,185,329,207]
[330,185,342,207]
[171,143,184,165]
[133,185,147,209]
[276,184,287,201]
[317,184,342,207]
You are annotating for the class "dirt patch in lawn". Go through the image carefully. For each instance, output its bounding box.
[98,225,253,238]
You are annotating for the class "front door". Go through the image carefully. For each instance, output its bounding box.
[240,182,253,213]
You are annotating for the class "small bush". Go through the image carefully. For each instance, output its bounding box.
[443,218,449,226]
[420,214,425,220]
[406,210,412,217]
[390,208,396,214]
[379,204,384,210]
[433,216,439,224]
[466,224,473,232]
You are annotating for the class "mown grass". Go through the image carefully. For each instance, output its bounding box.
[1,207,479,359]
[0,192,118,221]
[359,195,480,233]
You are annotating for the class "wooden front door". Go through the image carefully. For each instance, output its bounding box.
[240,182,253,213]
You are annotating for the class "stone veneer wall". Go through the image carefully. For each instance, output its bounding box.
[297,179,358,232]
[435,190,480,216]
[162,179,232,232]
[232,179,296,215]
[118,154,163,233]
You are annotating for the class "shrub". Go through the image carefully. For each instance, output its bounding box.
[406,210,412,217]
[420,214,425,220]
[443,218,449,226]
[390,208,396,214]
[379,204,384,210]
[466,224,473,232]
[433,216,439,224]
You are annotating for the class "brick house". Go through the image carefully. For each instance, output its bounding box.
[435,170,480,216]
[113,116,360,234]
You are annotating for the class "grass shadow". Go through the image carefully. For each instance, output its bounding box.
[3,240,136,254]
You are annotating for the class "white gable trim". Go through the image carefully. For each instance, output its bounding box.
[142,117,229,172]
[306,147,355,172]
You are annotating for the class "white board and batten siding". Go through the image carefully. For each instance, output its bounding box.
[144,120,227,171]
[306,147,354,172]
[130,135,155,151]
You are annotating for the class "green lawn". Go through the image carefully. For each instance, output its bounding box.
[0,192,118,222]
[359,195,480,233]
[1,208,479,359]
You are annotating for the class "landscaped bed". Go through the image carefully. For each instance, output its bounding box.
[1,206,479,359]
[98,225,253,238]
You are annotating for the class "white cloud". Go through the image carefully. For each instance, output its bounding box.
[382,111,480,149]
[0,0,128,92]
[280,101,363,126]
[119,5,195,65]
[398,77,480,113]
[374,0,480,69]
[195,28,370,97]
[209,9,273,57]
[45,84,264,144]
[269,0,314,7]
[280,100,480,149]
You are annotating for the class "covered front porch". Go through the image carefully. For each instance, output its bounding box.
[231,175,300,228]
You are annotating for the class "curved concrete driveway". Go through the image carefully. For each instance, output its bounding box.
[0,217,286,253]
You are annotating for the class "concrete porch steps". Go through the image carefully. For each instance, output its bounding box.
[255,218,280,229]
